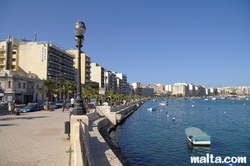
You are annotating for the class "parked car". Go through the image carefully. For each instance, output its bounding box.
[21,103,44,112]
[0,101,8,107]
[55,99,71,108]
[43,102,58,110]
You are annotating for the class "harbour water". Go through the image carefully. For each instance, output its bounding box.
[112,98,250,166]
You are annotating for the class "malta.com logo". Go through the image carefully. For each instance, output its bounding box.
[190,153,247,165]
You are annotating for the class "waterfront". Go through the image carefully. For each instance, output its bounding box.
[112,98,250,166]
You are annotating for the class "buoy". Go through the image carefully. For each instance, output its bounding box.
[172,117,175,121]
[243,103,246,106]
[167,114,169,117]
[224,111,226,114]
[192,105,194,107]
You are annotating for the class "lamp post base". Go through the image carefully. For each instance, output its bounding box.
[72,100,86,115]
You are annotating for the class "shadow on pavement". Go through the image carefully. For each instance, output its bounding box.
[2,116,49,121]
[0,123,16,127]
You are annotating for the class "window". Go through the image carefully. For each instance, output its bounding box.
[18,82,21,88]
[36,84,39,89]
[8,81,11,88]
[23,83,26,89]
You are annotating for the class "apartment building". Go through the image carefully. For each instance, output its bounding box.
[67,50,91,84]
[116,73,130,95]
[90,62,104,88]
[172,83,189,96]
[131,82,154,96]
[165,84,173,92]
[194,84,206,96]
[104,70,117,92]
[19,41,75,81]
[0,37,21,70]
[90,65,130,95]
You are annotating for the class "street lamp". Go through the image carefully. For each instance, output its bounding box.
[104,76,107,92]
[73,20,86,115]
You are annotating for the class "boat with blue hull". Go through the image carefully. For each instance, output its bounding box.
[185,126,211,145]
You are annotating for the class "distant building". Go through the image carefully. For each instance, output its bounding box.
[67,50,91,84]
[116,73,130,95]
[194,84,206,96]
[172,83,189,97]
[131,82,154,96]
[90,62,104,88]
[188,84,195,96]
[165,84,173,92]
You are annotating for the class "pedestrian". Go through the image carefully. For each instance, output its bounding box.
[70,97,74,108]
[12,100,16,114]
[62,101,66,113]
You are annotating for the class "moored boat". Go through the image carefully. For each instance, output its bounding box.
[159,101,168,106]
[185,126,211,145]
[147,106,157,111]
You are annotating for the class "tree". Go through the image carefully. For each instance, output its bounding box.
[71,81,77,98]
[37,79,56,110]
[82,84,98,103]
[57,77,65,99]
[61,80,72,104]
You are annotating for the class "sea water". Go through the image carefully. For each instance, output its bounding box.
[113,98,250,166]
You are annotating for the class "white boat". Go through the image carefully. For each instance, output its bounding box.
[147,106,157,111]
[204,98,209,101]
[221,96,226,100]
[159,101,168,106]
[212,97,216,100]
[185,126,211,146]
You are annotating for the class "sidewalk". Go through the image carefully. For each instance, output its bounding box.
[0,109,71,166]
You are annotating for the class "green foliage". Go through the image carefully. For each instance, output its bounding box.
[37,78,56,110]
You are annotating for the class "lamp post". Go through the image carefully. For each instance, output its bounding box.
[73,20,86,115]
[104,76,107,92]
[107,71,112,106]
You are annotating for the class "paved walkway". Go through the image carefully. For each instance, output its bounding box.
[0,109,71,166]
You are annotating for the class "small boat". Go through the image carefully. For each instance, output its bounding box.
[221,96,226,100]
[159,101,168,106]
[212,97,216,100]
[185,126,211,145]
[204,98,209,101]
[147,106,157,111]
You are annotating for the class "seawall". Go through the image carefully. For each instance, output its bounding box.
[87,100,145,165]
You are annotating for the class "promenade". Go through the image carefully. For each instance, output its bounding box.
[0,108,71,166]
[0,102,140,166]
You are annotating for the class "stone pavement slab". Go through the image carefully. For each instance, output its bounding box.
[0,109,71,166]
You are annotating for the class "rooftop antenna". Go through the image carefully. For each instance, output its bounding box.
[34,31,37,41]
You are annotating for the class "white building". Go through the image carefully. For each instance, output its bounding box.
[172,83,189,96]
[0,70,43,104]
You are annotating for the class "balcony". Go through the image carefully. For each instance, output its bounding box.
[12,54,17,59]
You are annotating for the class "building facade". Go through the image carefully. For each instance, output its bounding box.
[172,83,189,97]
[67,50,91,84]
[0,70,43,103]
[18,41,75,82]
[90,62,104,88]
[0,37,21,70]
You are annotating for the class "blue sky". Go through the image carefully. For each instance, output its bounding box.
[1,0,249,87]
